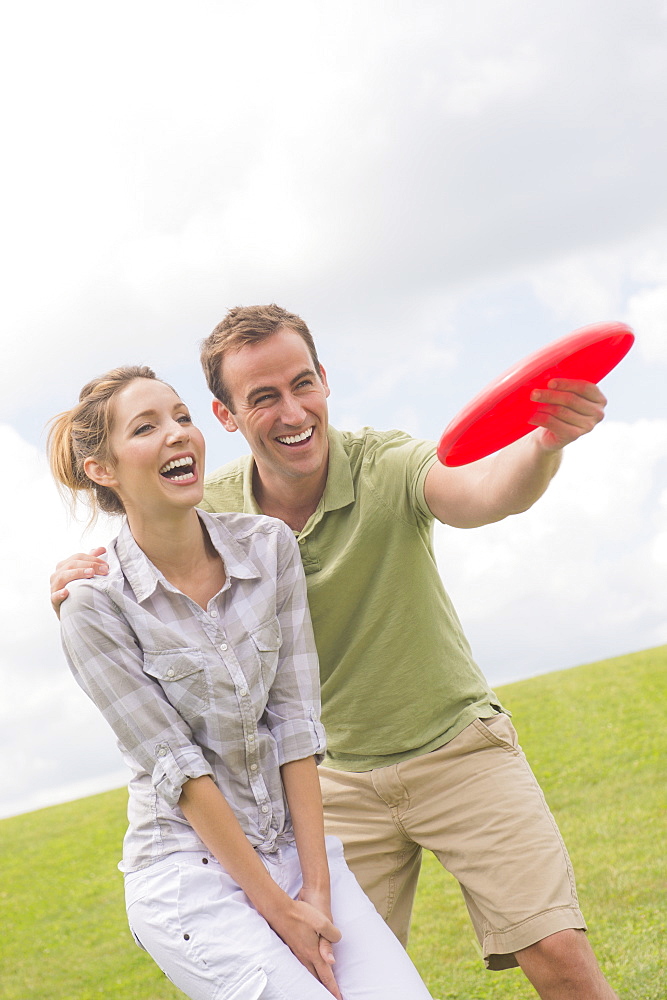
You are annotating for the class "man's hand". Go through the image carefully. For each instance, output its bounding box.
[425,378,608,529]
[528,378,607,451]
[50,547,108,617]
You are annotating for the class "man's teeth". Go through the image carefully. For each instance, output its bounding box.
[159,456,195,480]
[277,427,314,445]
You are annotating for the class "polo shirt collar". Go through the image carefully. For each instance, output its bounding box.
[321,426,355,512]
[241,426,355,516]
[115,509,260,603]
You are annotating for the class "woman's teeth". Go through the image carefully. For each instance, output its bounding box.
[159,456,195,480]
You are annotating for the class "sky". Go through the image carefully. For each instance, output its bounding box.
[2,0,666,819]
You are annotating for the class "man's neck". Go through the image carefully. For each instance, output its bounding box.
[252,461,328,532]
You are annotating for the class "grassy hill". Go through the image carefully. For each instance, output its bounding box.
[2,646,665,999]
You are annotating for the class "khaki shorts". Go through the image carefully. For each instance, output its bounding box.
[319,714,586,970]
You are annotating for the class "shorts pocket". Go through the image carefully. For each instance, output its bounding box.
[472,714,520,752]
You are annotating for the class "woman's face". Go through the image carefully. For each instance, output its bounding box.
[102,378,205,516]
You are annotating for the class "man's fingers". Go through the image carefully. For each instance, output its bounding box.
[50,556,109,592]
[50,588,69,619]
[531,380,607,420]
[527,379,607,450]
[544,377,607,402]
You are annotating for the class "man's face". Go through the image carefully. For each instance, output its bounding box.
[212,327,331,485]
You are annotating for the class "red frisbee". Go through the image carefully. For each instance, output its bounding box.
[437,322,635,467]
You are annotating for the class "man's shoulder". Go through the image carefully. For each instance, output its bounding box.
[336,426,419,459]
[337,426,435,471]
[201,454,250,513]
[333,426,436,522]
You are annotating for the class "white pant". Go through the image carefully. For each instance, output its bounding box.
[124,835,432,1000]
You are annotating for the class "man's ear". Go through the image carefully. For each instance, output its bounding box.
[319,364,331,398]
[83,456,118,489]
[212,399,238,432]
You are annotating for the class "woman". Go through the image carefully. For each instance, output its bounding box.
[49,366,432,1000]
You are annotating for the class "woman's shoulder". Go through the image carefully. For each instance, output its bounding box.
[200,509,291,540]
[59,542,124,617]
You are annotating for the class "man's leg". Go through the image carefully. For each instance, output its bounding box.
[318,764,422,946]
[392,715,617,998]
[516,929,617,1000]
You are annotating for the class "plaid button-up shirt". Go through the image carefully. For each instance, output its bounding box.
[60,509,325,872]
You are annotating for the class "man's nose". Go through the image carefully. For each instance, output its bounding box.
[279,396,308,426]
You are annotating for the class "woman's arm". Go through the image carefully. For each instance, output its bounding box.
[179,774,342,1000]
[280,756,341,975]
[281,755,332,911]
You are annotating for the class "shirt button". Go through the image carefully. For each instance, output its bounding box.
[261,805,269,813]
[157,746,168,757]
[239,688,248,698]
[166,668,175,678]
[247,734,255,743]
[250,763,258,772]
[219,643,228,651]
[210,609,218,618]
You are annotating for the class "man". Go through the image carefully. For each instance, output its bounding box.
[53,304,617,998]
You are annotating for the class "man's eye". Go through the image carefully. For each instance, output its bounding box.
[254,394,274,406]
[296,379,313,390]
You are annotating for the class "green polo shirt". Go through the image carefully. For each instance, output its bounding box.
[201,426,503,770]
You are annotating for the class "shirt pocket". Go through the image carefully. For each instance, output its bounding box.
[143,648,210,720]
[249,618,282,695]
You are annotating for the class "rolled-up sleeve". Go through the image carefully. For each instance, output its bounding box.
[264,525,326,766]
[60,583,214,807]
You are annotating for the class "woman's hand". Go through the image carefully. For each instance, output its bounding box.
[268,894,342,1000]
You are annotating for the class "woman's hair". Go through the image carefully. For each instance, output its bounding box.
[48,365,161,520]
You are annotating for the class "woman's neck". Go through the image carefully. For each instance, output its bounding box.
[126,506,204,572]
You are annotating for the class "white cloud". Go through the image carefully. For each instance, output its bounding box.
[626,285,667,363]
[4,0,667,425]
[2,0,667,815]
[1,425,122,817]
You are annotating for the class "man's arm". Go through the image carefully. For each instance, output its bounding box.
[424,378,606,528]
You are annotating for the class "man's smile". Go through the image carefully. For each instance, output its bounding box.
[275,426,314,447]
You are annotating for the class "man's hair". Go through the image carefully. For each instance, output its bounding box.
[200,304,322,410]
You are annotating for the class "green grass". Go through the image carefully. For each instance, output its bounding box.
[1,646,665,999]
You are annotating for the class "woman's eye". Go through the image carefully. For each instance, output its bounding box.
[177,414,192,424]
[133,423,153,435]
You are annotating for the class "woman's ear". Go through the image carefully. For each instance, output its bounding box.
[83,456,118,489]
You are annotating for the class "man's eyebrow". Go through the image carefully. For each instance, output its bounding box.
[245,385,276,404]
[245,369,317,404]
